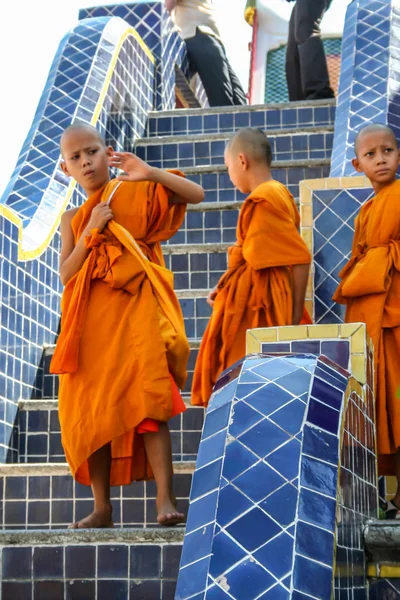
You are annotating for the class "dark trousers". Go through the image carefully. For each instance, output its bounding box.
[185,29,247,107]
[285,0,335,101]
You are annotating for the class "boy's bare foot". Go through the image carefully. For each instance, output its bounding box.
[156,497,185,527]
[68,506,114,529]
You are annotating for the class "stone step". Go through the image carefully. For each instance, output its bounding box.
[41,343,201,400]
[165,245,228,293]
[135,126,334,169]
[146,99,336,137]
[0,528,184,600]
[17,400,204,464]
[0,463,194,530]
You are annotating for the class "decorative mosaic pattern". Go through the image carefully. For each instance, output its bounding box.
[0,470,191,529]
[146,102,336,137]
[0,18,155,463]
[17,404,203,464]
[80,2,187,111]
[330,0,400,177]
[266,38,342,105]
[176,324,376,599]
[135,129,334,169]
[0,542,182,599]
[299,176,374,323]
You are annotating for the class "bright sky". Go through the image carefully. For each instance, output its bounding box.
[0,0,351,198]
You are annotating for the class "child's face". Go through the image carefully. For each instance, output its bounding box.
[352,131,400,190]
[60,129,113,194]
[224,147,250,194]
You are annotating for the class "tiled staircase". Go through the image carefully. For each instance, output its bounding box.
[1,100,335,599]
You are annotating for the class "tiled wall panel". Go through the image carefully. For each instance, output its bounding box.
[330,0,400,176]
[80,2,187,111]
[176,325,377,599]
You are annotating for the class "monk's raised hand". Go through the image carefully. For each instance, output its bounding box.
[86,203,114,233]
[109,152,153,182]
[207,287,218,307]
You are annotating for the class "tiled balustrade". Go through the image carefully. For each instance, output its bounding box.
[176,324,377,599]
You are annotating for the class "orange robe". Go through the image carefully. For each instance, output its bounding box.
[192,180,312,407]
[333,179,400,475]
[50,179,189,486]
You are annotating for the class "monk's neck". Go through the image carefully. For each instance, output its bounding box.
[247,168,273,193]
[83,179,110,198]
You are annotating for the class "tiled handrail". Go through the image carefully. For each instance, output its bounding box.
[0,17,155,259]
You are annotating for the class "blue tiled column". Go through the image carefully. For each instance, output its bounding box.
[79,2,186,110]
[176,347,377,599]
[330,0,400,177]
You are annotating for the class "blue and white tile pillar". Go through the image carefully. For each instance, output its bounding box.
[176,334,377,600]
[79,2,186,110]
[330,0,400,176]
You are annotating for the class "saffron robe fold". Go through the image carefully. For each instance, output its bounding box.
[333,179,400,475]
[50,178,189,486]
[192,180,312,407]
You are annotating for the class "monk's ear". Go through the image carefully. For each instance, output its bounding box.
[106,146,114,157]
[238,152,249,171]
[352,157,363,173]
[60,161,69,177]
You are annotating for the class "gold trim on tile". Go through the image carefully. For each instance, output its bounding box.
[300,204,313,227]
[368,564,400,578]
[308,324,339,339]
[277,326,308,341]
[351,354,366,385]
[7,24,154,261]
[350,326,365,354]
[246,331,262,354]
[340,323,361,339]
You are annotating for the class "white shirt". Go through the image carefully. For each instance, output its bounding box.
[173,0,221,40]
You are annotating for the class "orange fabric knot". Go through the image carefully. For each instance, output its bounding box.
[227,245,245,269]
[85,229,123,281]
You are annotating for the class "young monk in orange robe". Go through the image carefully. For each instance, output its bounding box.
[192,128,312,407]
[50,123,204,528]
[333,123,400,517]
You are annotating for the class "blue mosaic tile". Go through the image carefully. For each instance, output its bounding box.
[226,508,281,553]
[330,0,399,176]
[293,555,332,599]
[222,441,258,481]
[190,459,223,501]
[233,461,286,503]
[220,558,276,600]
[238,418,290,458]
[253,532,293,580]
[301,456,338,498]
[260,482,298,528]
[209,531,247,579]
[185,491,218,534]
[215,484,253,529]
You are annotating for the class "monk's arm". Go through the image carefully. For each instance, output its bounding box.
[59,204,113,285]
[149,168,205,204]
[291,263,310,325]
[109,152,204,204]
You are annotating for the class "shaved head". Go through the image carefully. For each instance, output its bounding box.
[60,122,104,156]
[355,123,398,156]
[226,128,273,167]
